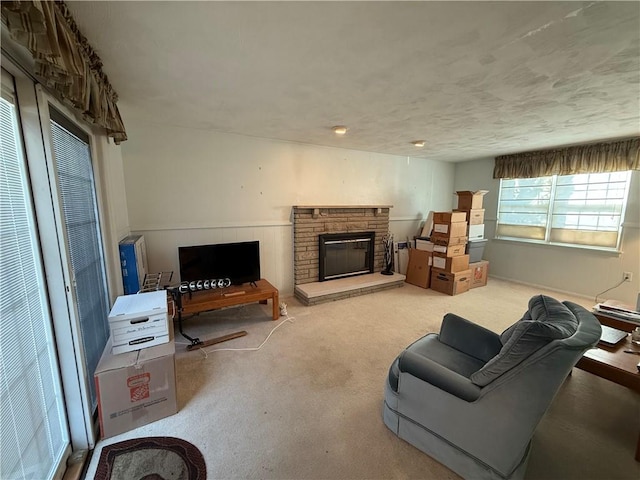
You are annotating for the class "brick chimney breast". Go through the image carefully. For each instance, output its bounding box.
[292,205,392,285]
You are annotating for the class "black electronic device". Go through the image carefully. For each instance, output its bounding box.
[178,241,261,286]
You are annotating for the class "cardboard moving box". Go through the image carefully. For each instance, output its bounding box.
[430,235,468,246]
[419,211,435,238]
[405,249,432,289]
[455,209,485,225]
[432,243,466,257]
[433,211,467,224]
[95,339,177,439]
[432,253,470,273]
[431,221,467,239]
[430,268,471,296]
[470,260,489,288]
[456,190,488,210]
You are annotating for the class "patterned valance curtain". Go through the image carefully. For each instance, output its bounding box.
[493,138,640,179]
[1,0,127,143]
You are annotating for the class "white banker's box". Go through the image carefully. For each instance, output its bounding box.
[108,290,169,354]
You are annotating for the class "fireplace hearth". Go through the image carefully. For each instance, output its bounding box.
[319,232,375,281]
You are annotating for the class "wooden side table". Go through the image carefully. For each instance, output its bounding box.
[575,312,640,461]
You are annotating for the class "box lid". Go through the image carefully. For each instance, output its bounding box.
[455,190,489,197]
[119,234,143,245]
[95,338,175,374]
[109,291,167,321]
[470,260,490,267]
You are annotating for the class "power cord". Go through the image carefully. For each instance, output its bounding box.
[174,315,295,358]
[595,279,626,304]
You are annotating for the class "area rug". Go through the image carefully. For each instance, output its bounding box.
[94,437,206,480]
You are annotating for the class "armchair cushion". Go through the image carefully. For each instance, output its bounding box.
[388,334,485,395]
[399,350,482,401]
[470,295,579,386]
[404,334,487,378]
[439,313,503,362]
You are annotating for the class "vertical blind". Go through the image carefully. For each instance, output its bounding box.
[50,114,110,411]
[0,84,68,478]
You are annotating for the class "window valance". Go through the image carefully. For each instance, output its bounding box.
[493,138,639,179]
[1,0,127,143]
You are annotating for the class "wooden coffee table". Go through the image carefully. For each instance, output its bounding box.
[575,313,640,461]
[171,279,280,348]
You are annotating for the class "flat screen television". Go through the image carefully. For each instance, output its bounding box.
[178,241,260,286]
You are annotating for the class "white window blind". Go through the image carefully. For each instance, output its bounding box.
[0,82,68,479]
[497,172,631,250]
[49,112,110,411]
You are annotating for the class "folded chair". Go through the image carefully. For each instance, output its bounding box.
[383,295,601,480]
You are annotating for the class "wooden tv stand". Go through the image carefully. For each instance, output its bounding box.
[173,279,279,347]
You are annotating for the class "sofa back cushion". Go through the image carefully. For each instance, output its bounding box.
[470,295,579,387]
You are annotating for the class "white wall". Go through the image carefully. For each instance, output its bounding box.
[94,136,130,300]
[120,121,455,294]
[454,158,640,305]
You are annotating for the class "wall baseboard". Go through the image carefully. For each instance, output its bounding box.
[488,274,595,302]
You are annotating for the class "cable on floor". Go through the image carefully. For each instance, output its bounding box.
[173,315,295,358]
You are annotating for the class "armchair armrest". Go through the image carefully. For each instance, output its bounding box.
[399,350,481,401]
[439,313,503,362]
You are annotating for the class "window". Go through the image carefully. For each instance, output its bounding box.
[496,171,632,250]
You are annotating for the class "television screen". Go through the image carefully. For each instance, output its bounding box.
[178,241,260,285]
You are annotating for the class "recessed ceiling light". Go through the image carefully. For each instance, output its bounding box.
[332,126,348,135]
[412,140,425,147]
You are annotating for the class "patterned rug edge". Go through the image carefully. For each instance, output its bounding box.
[94,436,206,480]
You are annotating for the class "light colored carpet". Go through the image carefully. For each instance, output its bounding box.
[85,279,640,479]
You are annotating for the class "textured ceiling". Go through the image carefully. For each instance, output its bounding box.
[66,1,640,162]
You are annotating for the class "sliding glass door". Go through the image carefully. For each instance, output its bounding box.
[0,69,70,480]
[48,110,110,412]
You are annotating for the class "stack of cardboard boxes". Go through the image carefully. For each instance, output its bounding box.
[455,190,489,289]
[406,190,490,294]
[429,211,471,295]
[94,290,177,439]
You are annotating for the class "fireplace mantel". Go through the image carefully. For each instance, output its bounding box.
[293,205,393,218]
[293,205,393,219]
[293,205,393,209]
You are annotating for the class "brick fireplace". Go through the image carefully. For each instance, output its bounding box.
[293,205,390,284]
[292,205,404,305]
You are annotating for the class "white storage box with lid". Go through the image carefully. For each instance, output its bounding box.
[467,224,485,241]
[108,290,169,354]
[415,238,435,252]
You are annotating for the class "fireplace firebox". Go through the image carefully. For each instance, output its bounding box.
[318,232,375,282]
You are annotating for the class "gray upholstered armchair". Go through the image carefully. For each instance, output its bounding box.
[383,295,601,480]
